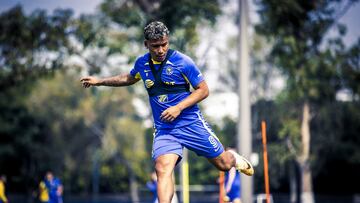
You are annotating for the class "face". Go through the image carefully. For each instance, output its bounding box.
[144,36,169,62]
[46,172,53,181]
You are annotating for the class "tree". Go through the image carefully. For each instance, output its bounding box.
[0,1,227,199]
[255,0,359,202]
[0,5,74,196]
[102,117,148,201]
[0,5,73,90]
[99,0,221,52]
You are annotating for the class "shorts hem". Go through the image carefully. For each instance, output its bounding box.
[203,147,224,159]
[152,151,183,162]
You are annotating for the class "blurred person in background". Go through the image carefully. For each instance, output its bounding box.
[146,171,178,203]
[38,178,49,203]
[146,172,158,203]
[0,175,8,203]
[224,167,242,203]
[81,21,253,203]
[44,171,63,203]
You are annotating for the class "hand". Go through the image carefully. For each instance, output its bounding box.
[80,76,100,88]
[160,105,182,122]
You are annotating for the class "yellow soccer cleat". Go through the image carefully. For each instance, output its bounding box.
[229,150,254,176]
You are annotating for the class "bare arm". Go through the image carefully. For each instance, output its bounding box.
[57,184,63,196]
[80,73,140,88]
[160,80,209,122]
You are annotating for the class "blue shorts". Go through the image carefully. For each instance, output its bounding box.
[227,185,241,201]
[152,119,224,162]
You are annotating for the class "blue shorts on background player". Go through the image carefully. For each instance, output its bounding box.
[225,167,242,203]
[81,21,254,203]
[146,172,158,203]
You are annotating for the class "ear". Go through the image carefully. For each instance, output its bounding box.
[144,40,148,48]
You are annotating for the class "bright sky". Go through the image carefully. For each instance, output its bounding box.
[0,0,103,16]
[335,2,360,46]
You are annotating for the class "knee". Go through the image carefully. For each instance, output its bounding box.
[155,159,173,177]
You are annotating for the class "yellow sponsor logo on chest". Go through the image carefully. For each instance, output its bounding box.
[145,79,154,88]
[164,81,175,85]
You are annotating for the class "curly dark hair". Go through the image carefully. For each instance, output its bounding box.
[144,21,170,40]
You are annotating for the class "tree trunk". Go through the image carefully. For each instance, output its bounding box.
[298,101,315,203]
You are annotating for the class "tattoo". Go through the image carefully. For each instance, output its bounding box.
[102,74,137,86]
[102,77,123,86]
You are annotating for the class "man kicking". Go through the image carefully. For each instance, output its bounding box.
[81,21,254,203]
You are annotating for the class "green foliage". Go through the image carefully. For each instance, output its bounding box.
[23,67,150,193]
[100,0,143,27]
[0,5,74,90]
[0,5,75,192]
[252,99,360,194]
[99,162,129,192]
[103,117,149,180]
[99,0,221,52]
[340,39,360,97]
[279,119,300,148]
[74,14,109,47]
[256,0,358,103]
[254,0,360,195]
[26,69,97,193]
[0,1,223,194]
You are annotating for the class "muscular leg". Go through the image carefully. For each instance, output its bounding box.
[208,149,254,176]
[208,150,235,171]
[155,153,179,203]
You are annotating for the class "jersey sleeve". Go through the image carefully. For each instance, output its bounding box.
[129,57,141,79]
[181,56,204,88]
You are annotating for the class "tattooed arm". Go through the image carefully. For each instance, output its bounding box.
[80,73,140,88]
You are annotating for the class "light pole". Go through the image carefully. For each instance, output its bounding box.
[237,0,253,203]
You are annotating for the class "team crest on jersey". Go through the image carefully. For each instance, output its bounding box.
[158,95,168,103]
[145,79,154,88]
[166,67,173,75]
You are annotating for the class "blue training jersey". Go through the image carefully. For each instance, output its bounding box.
[130,50,204,129]
[45,178,62,203]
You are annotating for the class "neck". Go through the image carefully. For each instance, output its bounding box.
[151,58,162,64]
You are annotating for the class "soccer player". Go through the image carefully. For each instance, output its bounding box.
[44,171,63,203]
[146,172,158,203]
[80,21,254,203]
[224,167,242,203]
[0,175,8,203]
[39,179,49,203]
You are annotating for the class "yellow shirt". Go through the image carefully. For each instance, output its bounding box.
[39,181,49,202]
[0,181,8,203]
